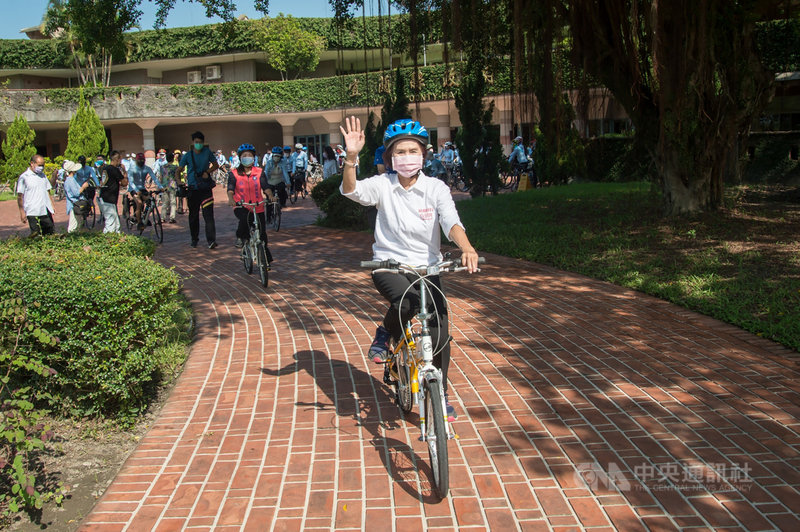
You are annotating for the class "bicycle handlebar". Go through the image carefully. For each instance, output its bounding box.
[236,200,266,207]
[360,257,485,273]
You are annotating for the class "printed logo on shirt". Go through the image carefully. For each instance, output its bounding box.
[419,207,434,221]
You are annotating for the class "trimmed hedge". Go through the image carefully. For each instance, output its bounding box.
[310,174,370,230]
[0,233,184,422]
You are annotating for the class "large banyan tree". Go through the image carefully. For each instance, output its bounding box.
[566,0,787,215]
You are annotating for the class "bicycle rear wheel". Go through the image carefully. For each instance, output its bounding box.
[152,205,163,243]
[423,378,449,499]
[256,242,269,288]
[393,345,414,414]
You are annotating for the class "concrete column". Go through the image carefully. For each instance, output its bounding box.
[499,110,513,154]
[436,115,451,149]
[136,119,159,166]
[328,122,342,147]
[275,117,298,150]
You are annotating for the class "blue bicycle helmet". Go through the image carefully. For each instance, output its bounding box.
[384,119,428,149]
[283,145,292,151]
[271,146,283,154]
[237,143,256,155]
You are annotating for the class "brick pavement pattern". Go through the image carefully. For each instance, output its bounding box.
[2,188,799,530]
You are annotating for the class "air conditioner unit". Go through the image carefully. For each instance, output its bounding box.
[206,65,222,80]
[187,71,202,84]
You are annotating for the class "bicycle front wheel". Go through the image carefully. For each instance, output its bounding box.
[256,242,269,288]
[423,378,449,499]
[272,203,281,231]
[289,184,298,204]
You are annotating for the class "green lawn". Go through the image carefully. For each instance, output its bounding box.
[456,182,800,352]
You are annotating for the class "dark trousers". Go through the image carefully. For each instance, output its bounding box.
[267,183,288,208]
[234,208,273,263]
[187,188,216,244]
[372,272,451,393]
[27,214,55,236]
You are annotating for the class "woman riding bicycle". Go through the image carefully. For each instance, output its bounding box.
[226,144,274,266]
[339,116,479,419]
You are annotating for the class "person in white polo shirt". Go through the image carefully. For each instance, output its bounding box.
[338,116,479,420]
[16,154,56,236]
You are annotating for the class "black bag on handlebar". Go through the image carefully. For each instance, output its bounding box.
[73,199,91,216]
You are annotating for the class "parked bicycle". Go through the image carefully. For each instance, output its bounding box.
[306,162,323,186]
[126,190,164,243]
[361,255,484,499]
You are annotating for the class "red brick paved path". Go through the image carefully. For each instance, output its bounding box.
[3,189,800,530]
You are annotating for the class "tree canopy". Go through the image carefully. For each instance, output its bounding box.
[254,15,325,80]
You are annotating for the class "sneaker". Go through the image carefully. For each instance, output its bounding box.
[190,240,198,248]
[136,222,144,231]
[368,325,392,364]
[208,241,217,249]
[235,238,244,248]
[169,218,176,223]
[445,394,458,421]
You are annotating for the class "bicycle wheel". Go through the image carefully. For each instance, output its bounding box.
[393,345,414,414]
[256,242,269,288]
[423,378,449,499]
[84,203,96,229]
[271,203,281,231]
[241,240,253,274]
[152,205,163,243]
[289,183,298,204]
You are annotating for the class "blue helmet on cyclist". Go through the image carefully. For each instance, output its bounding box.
[271,146,283,155]
[237,143,256,155]
[513,135,523,144]
[383,119,428,150]
[283,145,292,152]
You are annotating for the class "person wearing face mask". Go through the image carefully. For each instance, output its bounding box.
[339,117,480,420]
[153,149,168,178]
[16,154,56,236]
[96,151,127,233]
[263,146,291,210]
[226,144,274,264]
[63,160,92,233]
[179,131,219,249]
[127,152,163,232]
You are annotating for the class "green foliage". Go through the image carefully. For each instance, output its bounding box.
[0,297,66,519]
[755,19,800,72]
[64,90,109,161]
[0,232,181,423]
[531,99,586,185]
[254,15,325,80]
[583,135,652,182]
[0,39,72,69]
[1,115,37,187]
[310,174,370,230]
[455,67,502,196]
[742,132,800,184]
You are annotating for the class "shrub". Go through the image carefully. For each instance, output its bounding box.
[310,174,370,230]
[0,233,180,423]
[0,297,65,519]
[743,132,800,184]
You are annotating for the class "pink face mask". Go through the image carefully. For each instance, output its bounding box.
[392,155,424,178]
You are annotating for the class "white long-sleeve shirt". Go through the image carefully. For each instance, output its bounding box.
[341,171,464,266]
